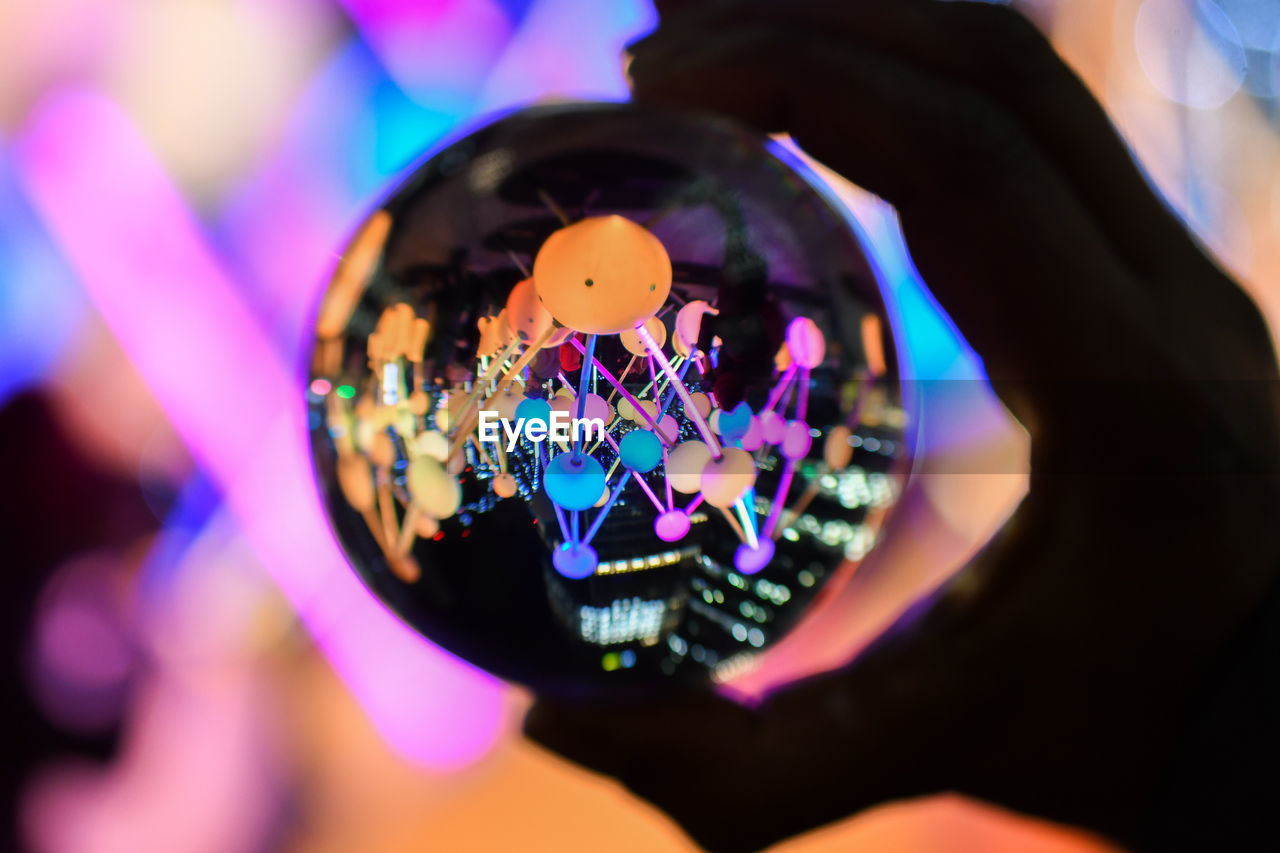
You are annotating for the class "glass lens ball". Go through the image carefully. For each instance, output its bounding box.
[307,103,911,695]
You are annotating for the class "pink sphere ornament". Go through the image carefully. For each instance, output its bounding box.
[655,510,691,542]
[781,420,814,460]
[759,409,787,445]
[785,316,826,368]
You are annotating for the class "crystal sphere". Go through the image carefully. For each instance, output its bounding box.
[307,103,911,695]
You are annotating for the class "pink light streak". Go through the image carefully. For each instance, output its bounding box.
[14,89,507,771]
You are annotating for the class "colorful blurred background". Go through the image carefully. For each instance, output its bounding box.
[3,0,1277,850]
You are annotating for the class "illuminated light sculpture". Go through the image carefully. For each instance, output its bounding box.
[307,104,912,692]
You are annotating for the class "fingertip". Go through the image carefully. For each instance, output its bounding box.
[628,33,792,134]
[524,700,631,777]
[521,698,582,749]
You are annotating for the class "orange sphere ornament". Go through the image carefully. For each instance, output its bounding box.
[504,277,555,345]
[532,215,672,335]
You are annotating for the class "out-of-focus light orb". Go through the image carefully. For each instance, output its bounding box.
[1214,0,1280,50]
[307,104,911,693]
[1272,173,1280,239]
[1135,0,1247,109]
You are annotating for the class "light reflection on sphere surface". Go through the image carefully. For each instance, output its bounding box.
[307,103,912,695]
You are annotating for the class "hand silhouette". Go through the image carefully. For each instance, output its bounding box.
[526,3,1280,850]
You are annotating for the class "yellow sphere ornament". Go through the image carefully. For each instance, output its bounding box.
[532,215,672,335]
[684,391,712,420]
[413,513,440,538]
[674,300,718,357]
[407,456,461,519]
[549,393,576,417]
[619,316,667,357]
[632,399,659,424]
[667,440,712,494]
[413,430,449,461]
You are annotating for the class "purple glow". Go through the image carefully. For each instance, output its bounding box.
[734,539,775,575]
[470,0,656,114]
[761,460,797,541]
[553,542,598,579]
[764,363,798,412]
[339,0,513,105]
[635,320,721,456]
[38,599,130,690]
[570,336,673,443]
[15,89,506,770]
[219,39,462,352]
[0,152,87,402]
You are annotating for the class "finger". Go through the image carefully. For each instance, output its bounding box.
[531,456,1280,852]
[630,0,1205,282]
[525,680,942,853]
[526,692,784,852]
[630,29,1165,438]
[633,4,1280,451]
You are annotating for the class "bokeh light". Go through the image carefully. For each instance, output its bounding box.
[2,0,1275,850]
[1135,0,1248,109]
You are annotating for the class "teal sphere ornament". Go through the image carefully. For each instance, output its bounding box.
[619,428,663,473]
[543,452,607,512]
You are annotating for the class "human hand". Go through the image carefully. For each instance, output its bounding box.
[525,2,1280,850]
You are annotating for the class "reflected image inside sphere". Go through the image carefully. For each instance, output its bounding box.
[307,103,912,695]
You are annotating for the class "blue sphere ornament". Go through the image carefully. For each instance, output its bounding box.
[306,103,913,695]
[543,452,607,511]
[719,401,753,442]
[618,428,663,473]
[553,542,599,579]
[514,397,552,431]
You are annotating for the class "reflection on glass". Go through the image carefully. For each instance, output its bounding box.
[307,103,910,694]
